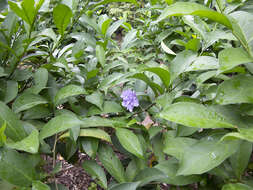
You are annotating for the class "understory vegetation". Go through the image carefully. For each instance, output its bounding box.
[1,0,253,189]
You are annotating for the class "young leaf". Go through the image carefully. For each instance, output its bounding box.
[82,160,107,189]
[53,4,73,36]
[116,128,144,159]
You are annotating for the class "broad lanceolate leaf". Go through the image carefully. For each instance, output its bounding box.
[230,141,252,179]
[96,45,106,67]
[93,0,138,8]
[121,29,137,50]
[81,138,98,158]
[116,128,144,158]
[86,91,104,110]
[0,148,38,187]
[39,114,83,140]
[53,4,73,36]
[159,102,235,128]
[4,81,18,104]
[98,143,126,183]
[222,183,253,190]
[0,101,27,141]
[155,159,201,186]
[32,181,50,190]
[60,128,111,143]
[82,160,107,189]
[177,138,240,175]
[218,48,253,73]
[143,67,171,88]
[12,93,48,113]
[54,84,86,105]
[156,2,232,28]
[169,50,197,83]
[26,68,48,94]
[215,75,253,105]
[6,129,39,154]
[230,11,253,58]
[109,182,140,190]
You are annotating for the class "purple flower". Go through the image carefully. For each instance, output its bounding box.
[121,89,139,112]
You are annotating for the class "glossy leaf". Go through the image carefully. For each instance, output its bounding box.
[96,45,106,67]
[32,181,50,190]
[12,93,48,113]
[159,102,235,128]
[81,138,98,158]
[98,143,126,183]
[0,148,37,186]
[4,81,18,104]
[54,84,86,106]
[215,75,253,105]
[116,128,144,158]
[86,91,104,110]
[156,2,232,28]
[144,67,171,88]
[39,114,83,140]
[26,68,48,94]
[109,182,140,190]
[60,128,111,143]
[82,160,107,189]
[177,139,240,175]
[0,101,26,141]
[53,4,72,36]
[218,48,253,73]
[7,129,39,154]
[222,183,253,190]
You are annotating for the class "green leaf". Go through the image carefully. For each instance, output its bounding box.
[81,138,98,159]
[53,4,73,36]
[4,80,18,104]
[107,19,125,37]
[39,114,83,140]
[218,48,253,73]
[121,29,137,50]
[0,148,37,187]
[60,128,111,143]
[23,105,51,120]
[32,181,50,190]
[82,160,107,189]
[80,116,126,128]
[96,45,106,67]
[93,0,138,8]
[186,56,219,71]
[54,84,86,106]
[98,143,126,183]
[12,93,48,113]
[26,68,48,94]
[130,73,163,96]
[163,133,197,161]
[86,91,104,110]
[0,101,27,141]
[230,141,252,179]
[161,41,176,55]
[215,75,253,105]
[177,138,240,175]
[170,50,197,83]
[155,159,201,186]
[159,102,235,129]
[0,122,7,147]
[101,18,112,36]
[222,183,253,190]
[143,67,171,88]
[7,129,39,154]
[230,11,253,58]
[116,128,144,158]
[134,168,167,186]
[109,182,140,190]
[156,2,232,29]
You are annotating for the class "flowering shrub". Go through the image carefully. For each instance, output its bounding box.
[0,0,253,190]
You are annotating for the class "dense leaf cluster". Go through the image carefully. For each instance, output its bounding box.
[1,0,253,189]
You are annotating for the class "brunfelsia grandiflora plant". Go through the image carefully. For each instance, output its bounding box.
[1,0,253,189]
